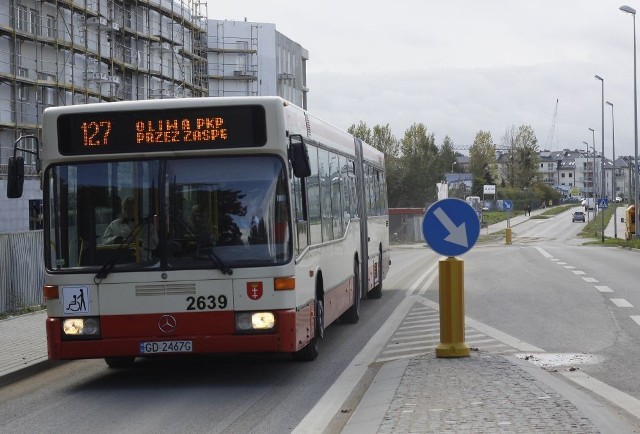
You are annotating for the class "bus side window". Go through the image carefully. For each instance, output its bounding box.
[318,148,333,242]
[307,145,321,246]
[332,154,343,238]
[347,159,357,219]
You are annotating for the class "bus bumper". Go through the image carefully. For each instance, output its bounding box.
[45,304,314,360]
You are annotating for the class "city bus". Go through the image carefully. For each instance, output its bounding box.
[6,96,389,366]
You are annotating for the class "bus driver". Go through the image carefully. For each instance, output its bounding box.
[102,197,159,259]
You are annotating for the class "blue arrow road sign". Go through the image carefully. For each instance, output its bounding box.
[503,200,513,211]
[422,198,481,256]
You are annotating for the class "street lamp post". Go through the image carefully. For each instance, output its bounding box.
[583,141,591,225]
[607,101,617,238]
[589,127,598,236]
[595,75,605,242]
[620,5,640,239]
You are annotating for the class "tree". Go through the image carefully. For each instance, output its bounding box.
[469,130,497,196]
[397,123,440,207]
[347,121,373,144]
[438,135,457,175]
[372,124,400,158]
[513,125,541,188]
[501,125,540,188]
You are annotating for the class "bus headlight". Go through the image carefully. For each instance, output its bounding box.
[62,317,100,337]
[235,312,276,332]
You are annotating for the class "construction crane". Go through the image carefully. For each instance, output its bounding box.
[545,98,559,150]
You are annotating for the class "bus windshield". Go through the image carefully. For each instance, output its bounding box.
[45,155,291,272]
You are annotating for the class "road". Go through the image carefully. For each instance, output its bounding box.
[2,205,640,432]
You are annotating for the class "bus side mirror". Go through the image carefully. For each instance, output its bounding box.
[7,156,25,198]
[289,134,311,178]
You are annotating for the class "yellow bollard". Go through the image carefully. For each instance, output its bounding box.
[436,257,470,358]
[505,227,512,245]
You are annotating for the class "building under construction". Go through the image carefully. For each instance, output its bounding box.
[0,0,210,232]
[0,3,311,233]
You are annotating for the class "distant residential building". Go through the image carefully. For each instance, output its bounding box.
[444,172,472,197]
[207,19,309,109]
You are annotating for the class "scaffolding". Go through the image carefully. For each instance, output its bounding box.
[207,20,259,97]
[0,0,209,170]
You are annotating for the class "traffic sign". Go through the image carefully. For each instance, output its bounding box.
[422,198,481,256]
[503,200,513,211]
[597,198,609,209]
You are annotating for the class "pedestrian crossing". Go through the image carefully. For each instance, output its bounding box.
[376,302,516,363]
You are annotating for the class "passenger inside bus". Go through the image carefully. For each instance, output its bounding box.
[102,196,159,260]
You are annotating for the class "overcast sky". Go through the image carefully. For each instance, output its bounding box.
[210,1,640,157]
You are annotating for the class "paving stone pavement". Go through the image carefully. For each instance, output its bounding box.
[377,352,600,433]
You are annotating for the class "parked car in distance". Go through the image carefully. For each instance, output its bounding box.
[572,211,586,222]
[615,196,623,203]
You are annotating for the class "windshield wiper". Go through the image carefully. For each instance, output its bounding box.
[94,219,150,283]
[171,214,233,275]
[206,249,233,275]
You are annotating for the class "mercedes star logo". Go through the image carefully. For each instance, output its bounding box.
[158,315,177,334]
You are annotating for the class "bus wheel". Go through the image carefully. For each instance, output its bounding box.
[368,251,383,299]
[292,299,323,361]
[105,356,135,368]
[340,260,361,324]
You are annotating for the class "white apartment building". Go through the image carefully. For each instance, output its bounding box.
[207,19,309,109]
[0,3,309,233]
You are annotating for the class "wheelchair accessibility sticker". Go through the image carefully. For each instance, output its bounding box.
[62,286,90,315]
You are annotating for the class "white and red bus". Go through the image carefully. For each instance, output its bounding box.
[7,96,389,366]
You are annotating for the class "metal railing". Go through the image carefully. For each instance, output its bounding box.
[0,230,44,314]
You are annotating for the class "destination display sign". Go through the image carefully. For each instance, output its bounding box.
[57,105,267,155]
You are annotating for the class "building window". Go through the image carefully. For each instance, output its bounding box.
[29,200,44,230]
[17,84,29,101]
[16,6,28,31]
[36,86,55,105]
[29,8,38,35]
[46,15,56,38]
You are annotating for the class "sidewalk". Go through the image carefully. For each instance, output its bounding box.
[0,309,48,379]
[342,349,635,433]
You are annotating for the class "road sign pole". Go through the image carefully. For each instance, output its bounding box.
[422,199,478,359]
[505,209,512,245]
[436,257,470,358]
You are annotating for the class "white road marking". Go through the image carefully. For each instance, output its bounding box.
[572,270,586,275]
[562,370,640,421]
[535,247,553,258]
[595,286,614,293]
[416,297,545,352]
[407,262,438,296]
[582,277,599,283]
[630,316,640,326]
[610,299,633,308]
